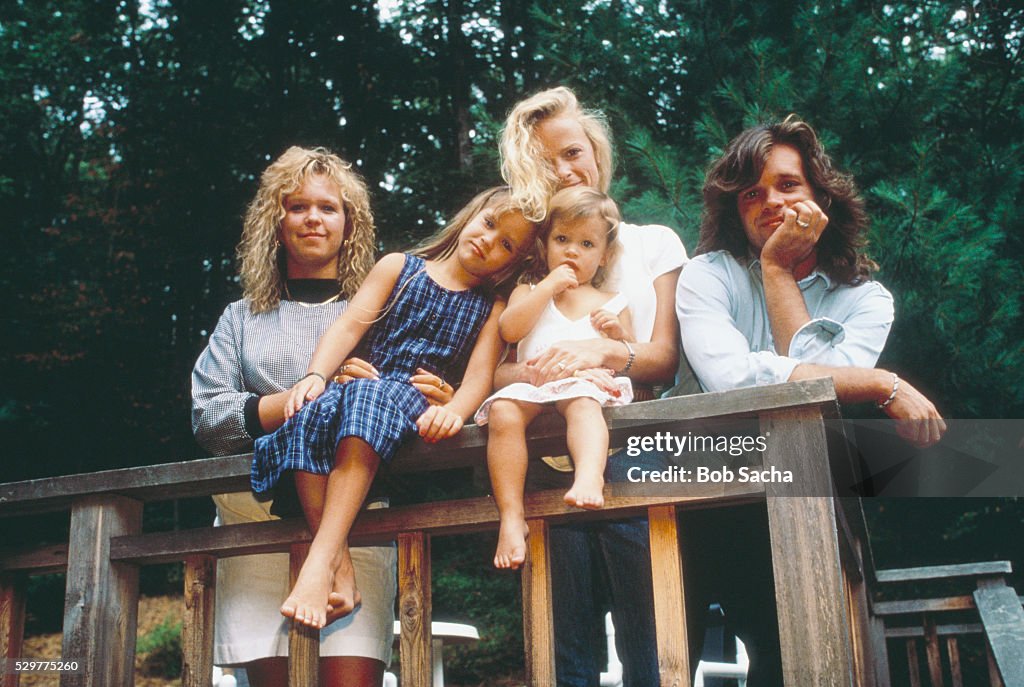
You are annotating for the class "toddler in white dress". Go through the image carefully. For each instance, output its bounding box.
[475,187,633,569]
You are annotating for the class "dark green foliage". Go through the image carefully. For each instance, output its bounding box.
[431,534,525,683]
[136,616,183,679]
[3,0,1022,677]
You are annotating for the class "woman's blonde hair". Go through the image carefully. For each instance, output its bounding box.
[237,146,376,313]
[413,186,538,296]
[527,186,621,287]
[499,86,614,223]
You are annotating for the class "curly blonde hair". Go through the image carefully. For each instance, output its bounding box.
[414,186,539,296]
[237,146,376,313]
[524,186,622,287]
[499,86,614,223]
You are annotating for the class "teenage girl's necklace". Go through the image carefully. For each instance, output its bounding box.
[283,281,341,307]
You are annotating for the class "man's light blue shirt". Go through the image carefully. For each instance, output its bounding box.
[676,250,894,392]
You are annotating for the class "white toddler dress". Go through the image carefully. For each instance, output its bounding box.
[474,291,634,425]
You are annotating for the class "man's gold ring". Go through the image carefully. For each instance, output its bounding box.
[341,364,349,375]
[796,218,810,228]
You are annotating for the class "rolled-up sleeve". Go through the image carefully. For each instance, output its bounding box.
[787,282,893,368]
[676,257,800,392]
[191,304,255,455]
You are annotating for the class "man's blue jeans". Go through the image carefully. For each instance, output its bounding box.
[542,450,783,686]
[543,447,665,687]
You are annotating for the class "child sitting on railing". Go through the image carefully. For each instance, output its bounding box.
[474,187,633,569]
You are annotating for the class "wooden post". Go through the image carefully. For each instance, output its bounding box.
[867,615,891,686]
[947,637,963,687]
[181,555,215,687]
[522,518,555,687]
[985,641,1004,687]
[761,407,853,686]
[907,639,921,687]
[398,532,432,687]
[923,616,944,687]
[648,505,688,687]
[842,538,878,687]
[288,543,319,687]
[60,495,142,687]
[1,573,26,687]
[974,582,1024,687]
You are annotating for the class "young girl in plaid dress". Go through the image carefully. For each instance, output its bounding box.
[252,187,537,629]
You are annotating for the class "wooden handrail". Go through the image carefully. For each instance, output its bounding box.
[874,560,1023,687]
[0,379,840,517]
[0,378,876,687]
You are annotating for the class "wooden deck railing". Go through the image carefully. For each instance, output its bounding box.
[872,561,1024,687]
[0,378,880,686]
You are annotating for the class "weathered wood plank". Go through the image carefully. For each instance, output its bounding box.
[868,615,892,685]
[0,380,837,516]
[287,543,319,687]
[886,623,984,638]
[843,541,877,687]
[947,637,963,687]
[522,518,555,687]
[180,555,215,687]
[907,639,921,687]
[0,544,68,574]
[0,457,251,517]
[985,641,1004,687]
[974,583,1024,687]
[60,495,141,687]
[103,486,762,567]
[648,505,688,687]
[875,561,1012,583]
[924,617,944,687]
[873,596,979,616]
[1,574,26,687]
[398,532,431,687]
[761,407,853,686]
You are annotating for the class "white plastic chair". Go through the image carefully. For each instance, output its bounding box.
[602,613,749,687]
[211,666,238,687]
[600,611,624,687]
[693,635,749,687]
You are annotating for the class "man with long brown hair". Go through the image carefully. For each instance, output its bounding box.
[677,115,946,447]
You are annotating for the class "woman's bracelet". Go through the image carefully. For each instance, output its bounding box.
[618,340,635,376]
[300,371,326,385]
[876,373,899,409]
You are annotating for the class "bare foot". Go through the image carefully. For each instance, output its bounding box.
[493,517,530,570]
[564,474,605,510]
[280,551,335,629]
[325,548,362,625]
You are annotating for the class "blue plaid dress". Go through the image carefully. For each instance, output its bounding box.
[251,254,492,495]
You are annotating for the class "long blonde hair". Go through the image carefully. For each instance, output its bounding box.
[413,186,538,296]
[499,86,614,223]
[237,146,376,313]
[526,186,622,287]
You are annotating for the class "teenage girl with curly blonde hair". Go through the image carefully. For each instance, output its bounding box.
[194,146,446,687]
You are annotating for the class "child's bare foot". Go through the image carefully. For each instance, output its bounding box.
[564,474,605,510]
[325,548,362,625]
[280,552,335,629]
[494,517,530,570]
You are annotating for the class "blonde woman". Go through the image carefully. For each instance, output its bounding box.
[192,147,449,686]
[497,88,688,686]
